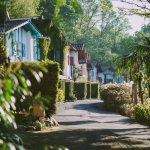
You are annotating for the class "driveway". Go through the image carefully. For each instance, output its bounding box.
[17,99,150,150]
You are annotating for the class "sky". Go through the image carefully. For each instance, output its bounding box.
[112,1,150,35]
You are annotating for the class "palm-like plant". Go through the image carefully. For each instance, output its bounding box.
[114,32,150,104]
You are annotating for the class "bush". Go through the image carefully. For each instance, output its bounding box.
[87,82,91,99]
[56,89,65,102]
[132,99,150,126]
[19,60,59,117]
[59,80,65,101]
[100,83,132,116]
[0,60,43,150]
[91,83,99,98]
[74,82,87,99]
[65,82,74,100]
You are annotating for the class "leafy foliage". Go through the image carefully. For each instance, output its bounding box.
[132,99,150,126]
[56,89,65,102]
[32,18,67,75]
[7,0,41,18]
[59,80,65,100]
[0,58,49,149]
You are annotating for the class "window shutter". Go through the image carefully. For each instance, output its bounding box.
[12,42,16,55]
[70,57,74,66]
[37,47,40,60]
[68,56,69,65]
[22,44,26,57]
[56,51,60,62]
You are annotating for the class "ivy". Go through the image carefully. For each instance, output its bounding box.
[32,18,68,75]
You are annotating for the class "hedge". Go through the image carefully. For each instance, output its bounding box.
[65,82,74,100]
[56,89,65,102]
[87,82,91,99]
[18,60,59,117]
[74,82,87,99]
[91,83,99,98]
[58,80,65,101]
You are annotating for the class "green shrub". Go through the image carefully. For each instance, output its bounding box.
[59,80,65,101]
[132,99,150,126]
[19,60,59,117]
[100,83,132,116]
[87,82,91,99]
[91,83,99,98]
[56,89,65,102]
[65,82,74,100]
[0,60,46,150]
[74,82,87,99]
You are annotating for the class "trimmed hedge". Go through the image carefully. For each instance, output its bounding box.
[91,83,99,98]
[20,60,59,117]
[56,89,65,102]
[74,82,87,100]
[58,80,65,101]
[65,82,74,100]
[87,82,91,99]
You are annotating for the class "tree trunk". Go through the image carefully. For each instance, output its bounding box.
[134,81,137,104]
[141,94,143,104]
[132,84,134,103]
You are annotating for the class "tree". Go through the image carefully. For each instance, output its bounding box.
[7,0,40,18]
[114,31,150,103]
[115,0,150,18]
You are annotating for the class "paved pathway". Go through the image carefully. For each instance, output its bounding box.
[17,99,150,150]
[55,99,150,139]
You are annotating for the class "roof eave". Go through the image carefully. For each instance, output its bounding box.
[5,21,29,34]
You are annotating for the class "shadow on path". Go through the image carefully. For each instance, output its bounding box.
[16,129,150,150]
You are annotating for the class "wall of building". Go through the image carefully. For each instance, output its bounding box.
[64,51,70,78]
[98,69,125,85]
[5,27,37,62]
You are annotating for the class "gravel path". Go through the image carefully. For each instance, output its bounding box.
[17,99,150,150]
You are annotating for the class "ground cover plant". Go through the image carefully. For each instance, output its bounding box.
[132,98,150,126]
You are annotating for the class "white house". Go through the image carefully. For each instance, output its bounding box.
[70,44,87,81]
[98,66,125,85]
[64,45,78,80]
[87,62,102,82]
[0,19,44,62]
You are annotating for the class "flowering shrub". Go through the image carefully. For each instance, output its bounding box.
[132,98,150,126]
[100,83,133,116]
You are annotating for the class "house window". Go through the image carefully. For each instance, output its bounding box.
[17,43,22,57]
[70,57,74,66]
[56,51,60,62]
